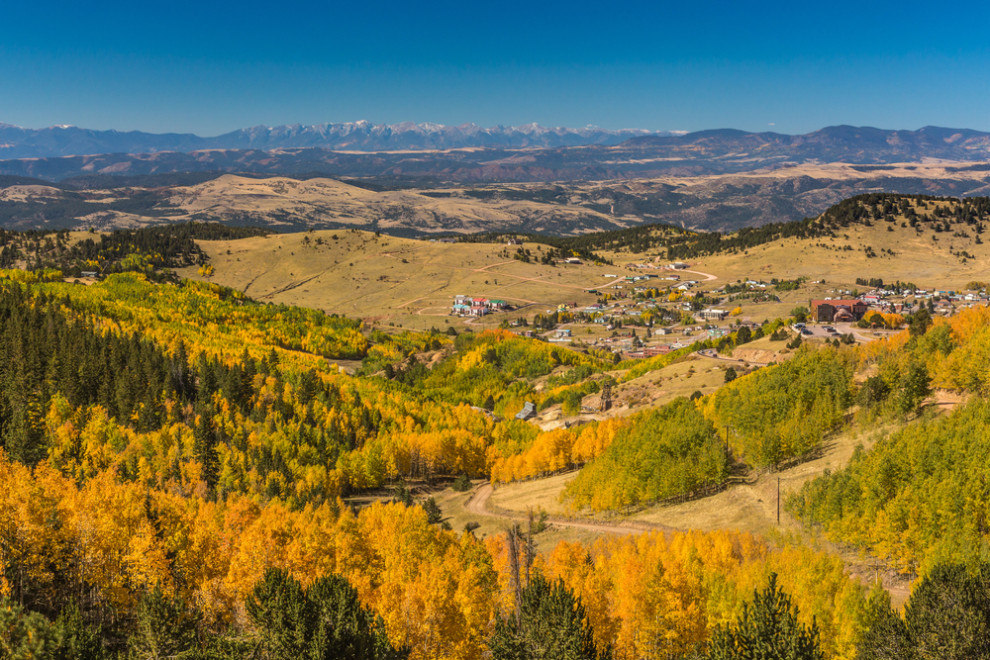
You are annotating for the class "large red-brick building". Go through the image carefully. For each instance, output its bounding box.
[811,299,868,322]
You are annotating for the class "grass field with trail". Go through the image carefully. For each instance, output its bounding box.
[182,197,990,339]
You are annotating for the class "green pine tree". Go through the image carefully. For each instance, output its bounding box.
[127,587,199,660]
[0,597,56,660]
[247,568,407,660]
[706,573,823,660]
[902,563,990,660]
[490,575,609,660]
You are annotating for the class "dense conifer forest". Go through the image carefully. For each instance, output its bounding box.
[0,222,269,277]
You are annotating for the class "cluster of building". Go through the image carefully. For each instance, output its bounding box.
[451,295,509,317]
[811,287,990,322]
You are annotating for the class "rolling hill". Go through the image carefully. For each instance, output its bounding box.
[5,192,990,657]
[173,194,990,330]
[4,162,990,235]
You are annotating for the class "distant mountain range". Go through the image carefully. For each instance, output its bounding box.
[625,125,990,163]
[1,124,989,184]
[0,121,667,159]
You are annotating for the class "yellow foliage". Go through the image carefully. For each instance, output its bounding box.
[540,531,868,660]
[0,452,496,659]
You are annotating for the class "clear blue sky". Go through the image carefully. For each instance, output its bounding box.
[2,0,989,135]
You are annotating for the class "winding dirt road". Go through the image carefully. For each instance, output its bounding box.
[466,483,674,536]
[469,448,915,605]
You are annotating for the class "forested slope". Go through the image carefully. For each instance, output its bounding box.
[790,306,990,575]
[0,269,880,659]
[5,249,990,657]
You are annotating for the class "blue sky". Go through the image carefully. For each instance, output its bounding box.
[2,0,989,135]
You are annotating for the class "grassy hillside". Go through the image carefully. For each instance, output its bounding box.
[691,194,990,288]
[179,229,613,330]
[178,194,990,332]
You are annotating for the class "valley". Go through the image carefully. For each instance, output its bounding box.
[2,191,990,658]
[12,1,990,654]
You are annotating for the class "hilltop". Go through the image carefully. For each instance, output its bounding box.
[7,193,988,329]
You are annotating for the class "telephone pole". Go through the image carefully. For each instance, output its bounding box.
[599,381,612,412]
[776,476,781,525]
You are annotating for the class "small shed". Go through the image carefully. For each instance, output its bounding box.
[515,401,536,421]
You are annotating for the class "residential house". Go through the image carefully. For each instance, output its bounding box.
[811,299,868,322]
[699,308,729,321]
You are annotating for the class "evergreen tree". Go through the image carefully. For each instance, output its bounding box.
[0,596,56,659]
[909,307,932,337]
[247,568,406,660]
[902,563,990,660]
[193,405,220,494]
[247,569,314,659]
[308,575,408,660]
[422,497,444,525]
[856,586,912,660]
[490,575,609,660]
[50,601,105,660]
[896,360,931,414]
[706,573,823,660]
[128,587,199,660]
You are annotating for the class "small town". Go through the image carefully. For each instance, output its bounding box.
[446,262,990,360]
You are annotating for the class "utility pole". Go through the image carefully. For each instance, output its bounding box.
[600,381,612,412]
[777,476,781,525]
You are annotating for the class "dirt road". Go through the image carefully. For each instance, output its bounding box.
[466,483,674,536]
[697,347,769,367]
[680,268,718,282]
[472,434,915,605]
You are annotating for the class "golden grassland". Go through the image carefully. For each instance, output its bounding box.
[179,227,807,332]
[180,200,990,336]
[603,353,745,416]
[166,174,625,233]
[179,229,613,330]
[690,206,990,288]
